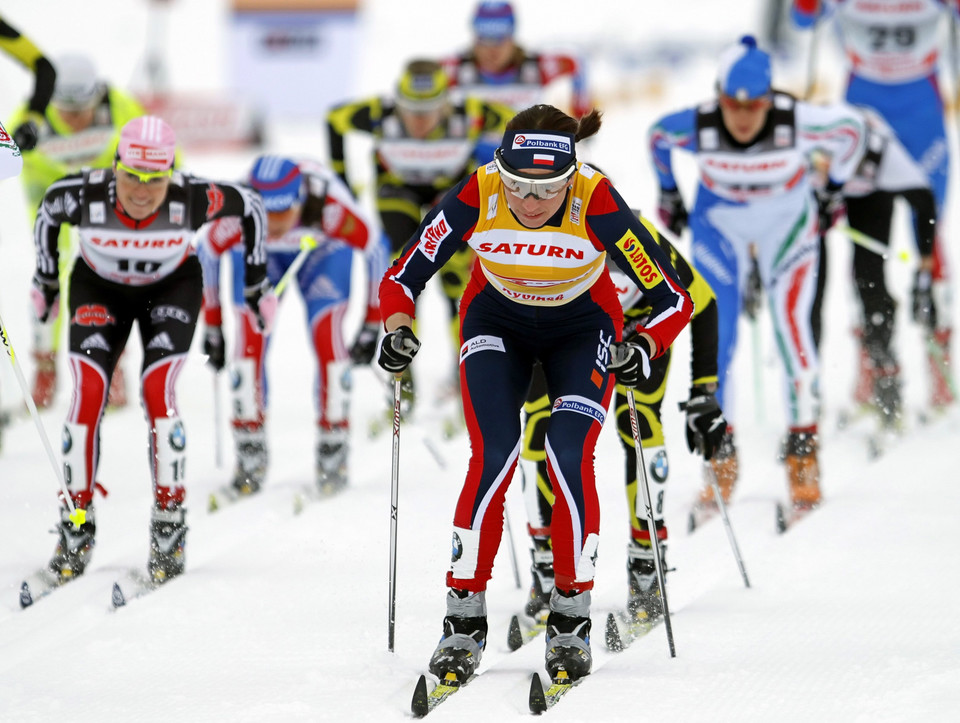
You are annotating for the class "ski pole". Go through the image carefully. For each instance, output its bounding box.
[625,388,676,657]
[833,224,911,262]
[274,234,318,297]
[388,374,402,653]
[704,461,751,588]
[0,312,85,529]
[503,502,522,590]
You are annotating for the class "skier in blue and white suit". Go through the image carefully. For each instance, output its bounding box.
[648,35,866,510]
[791,0,957,409]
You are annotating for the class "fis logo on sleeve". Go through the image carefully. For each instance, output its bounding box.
[418,211,451,262]
[617,232,663,289]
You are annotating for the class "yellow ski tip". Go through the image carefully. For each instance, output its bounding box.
[300,235,319,251]
[68,508,86,529]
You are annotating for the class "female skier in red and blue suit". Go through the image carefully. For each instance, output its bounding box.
[378,104,692,682]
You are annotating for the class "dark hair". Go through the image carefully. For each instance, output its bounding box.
[505,104,602,143]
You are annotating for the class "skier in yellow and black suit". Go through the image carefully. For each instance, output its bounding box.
[327,58,514,415]
[518,212,726,624]
[1,14,56,152]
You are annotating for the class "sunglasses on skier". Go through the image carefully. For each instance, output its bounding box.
[115,160,174,185]
[494,149,576,201]
[718,93,772,113]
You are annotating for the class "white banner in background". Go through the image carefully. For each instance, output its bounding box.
[229,4,359,119]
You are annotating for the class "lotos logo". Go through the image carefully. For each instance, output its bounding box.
[206,183,225,219]
[73,305,116,326]
[617,232,663,289]
[418,211,451,262]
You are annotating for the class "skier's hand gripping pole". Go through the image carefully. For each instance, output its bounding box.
[0,312,85,529]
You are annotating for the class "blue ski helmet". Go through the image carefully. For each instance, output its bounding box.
[716,35,771,101]
[249,156,304,212]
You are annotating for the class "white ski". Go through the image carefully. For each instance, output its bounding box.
[111,569,159,608]
[19,568,63,608]
[292,478,347,514]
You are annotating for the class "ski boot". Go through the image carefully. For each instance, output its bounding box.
[927,329,955,410]
[544,588,592,682]
[47,505,96,582]
[698,426,737,505]
[149,503,187,584]
[316,426,348,494]
[872,363,903,432]
[231,425,267,495]
[31,351,57,409]
[428,589,487,681]
[524,536,554,619]
[785,427,820,510]
[626,538,665,621]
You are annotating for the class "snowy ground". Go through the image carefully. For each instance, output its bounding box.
[2,1,960,721]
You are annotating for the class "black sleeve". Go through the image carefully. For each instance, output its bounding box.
[28,56,56,116]
[326,99,377,187]
[187,176,267,288]
[33,173,85,277]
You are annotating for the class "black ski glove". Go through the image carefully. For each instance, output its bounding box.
[243,278,278,333]
[377,326,421,374]
[203,325,226,372]
[349,322,380,365]
[815,180,845,234]
[679,385,726,460]
[911,268,937,332]
[12,118,40,151]
[30,272,60,323]
[607,341,651,388]
[657,187,688,237]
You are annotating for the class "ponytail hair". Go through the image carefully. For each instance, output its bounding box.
[506,104,602,143]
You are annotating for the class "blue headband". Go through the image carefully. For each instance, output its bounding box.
[497,130,577,177]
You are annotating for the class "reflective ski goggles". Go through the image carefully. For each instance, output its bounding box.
[494,150,576,200]
[116,160,174,184]
[718,93,771,112]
